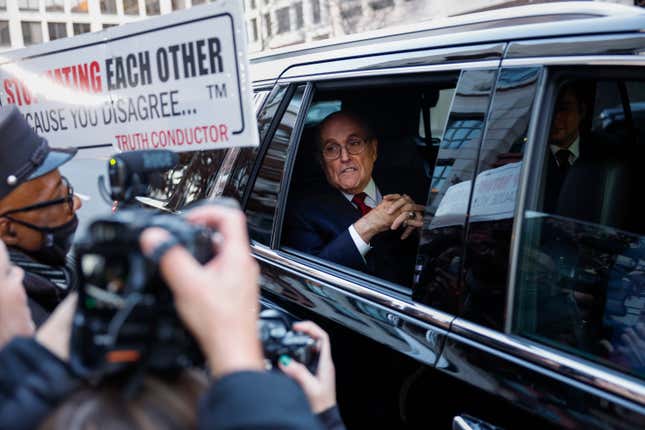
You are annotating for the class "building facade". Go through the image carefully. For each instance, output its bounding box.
[0,0,213,51]
[0,0,639,53]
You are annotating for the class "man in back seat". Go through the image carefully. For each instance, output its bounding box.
[284,111,424,286]
[544,82,593,212]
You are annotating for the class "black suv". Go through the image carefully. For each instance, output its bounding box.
[96,3,645,429]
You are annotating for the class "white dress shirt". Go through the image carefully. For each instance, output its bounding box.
[340,179,382,258]
[550,136,580,166]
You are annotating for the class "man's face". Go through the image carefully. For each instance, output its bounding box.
[549,88,583,149]
[319,114,377,195]
[0,169,82,251]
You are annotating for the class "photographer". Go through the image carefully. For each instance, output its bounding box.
[0,205,324,430]
[0,106,82,325]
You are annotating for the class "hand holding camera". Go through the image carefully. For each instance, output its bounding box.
[139,204,265,377]
[68,150,318,382]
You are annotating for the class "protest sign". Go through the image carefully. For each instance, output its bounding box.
[0,0,257,153]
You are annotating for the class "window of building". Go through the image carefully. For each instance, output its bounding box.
[171,0,184,10]
[276,7,290,34]
[249,0,256,9]
[21,21,43,46]
[512,72,645,380]
[294,2,304,30]
[100,0,117,14]
[0,21,10,46]
[341,4,362,20]
[0,0,6,10]
[45,0,64,12]
[124,0,139,15]
[145,0,160,15]
[73,23,91,35]
[18,0,40,11]
[48,22,67,40]
[312,0,321,24]
[250,18,258,42]
[369,0,394,10]
[192,0,205,5]
[264,13,272,37]
[102,23,118,29]
[70,0,88,13]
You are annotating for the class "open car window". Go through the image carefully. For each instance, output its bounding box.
[280,73,462,292]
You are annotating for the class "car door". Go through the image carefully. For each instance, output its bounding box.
[437,33,645,430]
[239,41,506,428]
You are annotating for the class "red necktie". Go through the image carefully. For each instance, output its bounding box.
[352,192,372,216]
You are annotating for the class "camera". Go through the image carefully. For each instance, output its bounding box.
[71,149,318,378]
[70,208,213,376]
[259,309,319,374]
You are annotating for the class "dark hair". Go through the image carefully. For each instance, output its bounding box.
[39,370,208,430]
[557,81,588,115]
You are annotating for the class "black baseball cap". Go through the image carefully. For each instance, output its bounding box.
[0,106,77,201]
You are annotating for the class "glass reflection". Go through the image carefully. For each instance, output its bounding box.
[247,85,305,244]
[413,69,497,314]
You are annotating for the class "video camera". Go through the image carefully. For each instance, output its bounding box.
[70,150,317,378]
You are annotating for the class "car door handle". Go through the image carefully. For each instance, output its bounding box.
[453,415,503,430]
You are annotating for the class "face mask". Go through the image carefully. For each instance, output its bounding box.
[4,215,79,266]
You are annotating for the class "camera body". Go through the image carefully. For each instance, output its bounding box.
[70,209,213,376]
[72,149,318,378]
[259,309,319,374]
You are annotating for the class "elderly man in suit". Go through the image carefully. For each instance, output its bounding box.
[285,111,424,286]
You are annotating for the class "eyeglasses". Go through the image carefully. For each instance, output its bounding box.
[322,137,369,161]
[0,176,75,217]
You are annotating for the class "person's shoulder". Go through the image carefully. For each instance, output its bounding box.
[289,183,342,212]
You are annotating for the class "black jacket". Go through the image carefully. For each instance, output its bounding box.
[8,248,75,326]
[0,338,326,430]
[0,337,81,430]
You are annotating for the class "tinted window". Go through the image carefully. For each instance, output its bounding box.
[413,69,497,308]
[148,150,228,211]
[513,75,645,379]
[458,67,540,329]
[223,86,289,202]
[247,85,306,244]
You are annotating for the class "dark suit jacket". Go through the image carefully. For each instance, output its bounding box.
[543,136,599,213]
[284,181,418,286]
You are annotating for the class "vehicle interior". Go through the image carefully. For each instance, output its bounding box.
[282,74,459,290]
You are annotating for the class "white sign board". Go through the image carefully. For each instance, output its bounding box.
[0,0,258,153]
[432,161,522,228]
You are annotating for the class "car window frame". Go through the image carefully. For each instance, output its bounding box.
[271,68,492,299]
[240,83,299,210]
[506,65,645,377]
